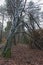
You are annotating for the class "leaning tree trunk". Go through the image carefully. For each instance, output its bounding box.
[2,0,27,58]
[2,30,14,58]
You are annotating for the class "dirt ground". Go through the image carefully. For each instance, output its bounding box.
[0,44,43,65]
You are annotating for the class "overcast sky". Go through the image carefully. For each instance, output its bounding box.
[0,0,5,6]
[0,0,43,29]
[0,0,43,10]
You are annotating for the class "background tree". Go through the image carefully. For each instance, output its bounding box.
[5,21,12,38]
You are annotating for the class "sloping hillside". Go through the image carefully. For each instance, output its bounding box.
[0,44,43,65]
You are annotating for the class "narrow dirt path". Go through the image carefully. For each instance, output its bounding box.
[11,44,43,65]
[0,44,43,65]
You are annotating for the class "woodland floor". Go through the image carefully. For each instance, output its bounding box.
[0,44,43,65]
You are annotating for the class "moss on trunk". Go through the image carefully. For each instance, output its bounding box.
[3,48,11,58]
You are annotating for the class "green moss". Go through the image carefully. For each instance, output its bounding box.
[3,48,11,58]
